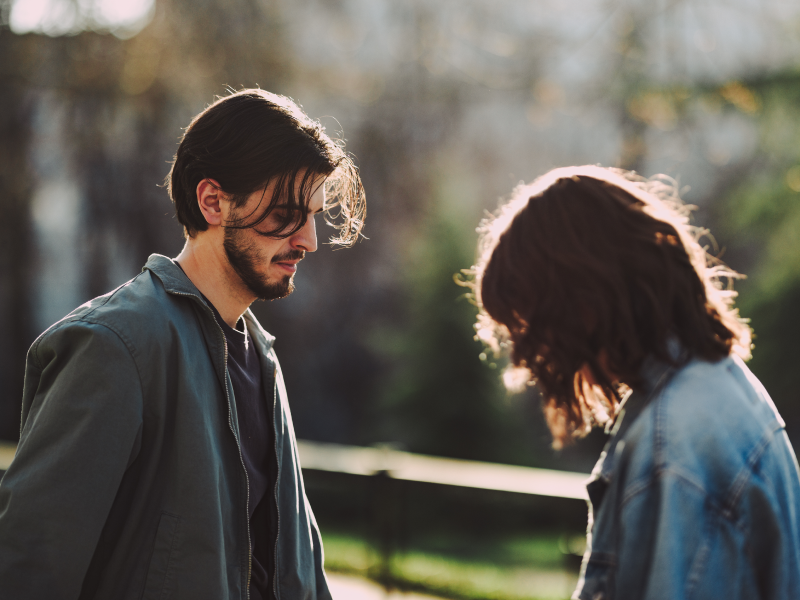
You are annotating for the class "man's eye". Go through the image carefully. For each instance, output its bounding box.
[272,209,308,231]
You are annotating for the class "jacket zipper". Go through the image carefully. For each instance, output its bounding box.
[271,372,281,600]
[172,291,253,600]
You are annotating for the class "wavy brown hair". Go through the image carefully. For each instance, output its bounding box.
[471,165,751,447]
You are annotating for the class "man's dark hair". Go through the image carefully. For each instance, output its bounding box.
[167,89,365,244]
[471,165,751,447]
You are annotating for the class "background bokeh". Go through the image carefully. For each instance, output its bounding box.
[3,0,800,597]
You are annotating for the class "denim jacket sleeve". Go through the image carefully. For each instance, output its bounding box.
[0,318,143,599]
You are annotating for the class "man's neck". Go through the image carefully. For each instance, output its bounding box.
[175,238,254,328]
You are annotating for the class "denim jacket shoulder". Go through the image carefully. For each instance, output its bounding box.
[574,355,800,600]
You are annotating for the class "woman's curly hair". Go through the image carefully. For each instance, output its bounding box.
[470,165,751,447]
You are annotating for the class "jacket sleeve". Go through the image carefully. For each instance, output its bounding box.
[0,319,144,600]
[306,493,334,600]
[272,351,333,600]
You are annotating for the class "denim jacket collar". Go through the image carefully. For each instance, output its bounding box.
[587,356,675,508]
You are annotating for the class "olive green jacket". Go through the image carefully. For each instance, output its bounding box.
[0,254,331,600]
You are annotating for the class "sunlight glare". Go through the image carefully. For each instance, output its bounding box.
[94,0,154,32]
[9,0,154,38]
[9,0,76,36]
[8,0,47,32]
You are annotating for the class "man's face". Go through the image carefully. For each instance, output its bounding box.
[222,175,326,301]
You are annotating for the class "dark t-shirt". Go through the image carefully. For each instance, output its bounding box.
[207,302,273,600]
[175,266,273,600]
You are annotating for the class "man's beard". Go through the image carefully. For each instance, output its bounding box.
[223,227,302,301]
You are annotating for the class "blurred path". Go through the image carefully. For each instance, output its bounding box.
[327,573,448,600]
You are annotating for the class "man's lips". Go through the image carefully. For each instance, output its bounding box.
[272,251,304,274]
[274,260,298,274]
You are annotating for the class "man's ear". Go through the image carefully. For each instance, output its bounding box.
[196,179,225,227]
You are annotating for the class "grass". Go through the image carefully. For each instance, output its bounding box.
[321,530,584,600]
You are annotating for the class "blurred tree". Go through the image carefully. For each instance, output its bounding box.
[712,71,800,446]
[257,59,471,448]
[367,195,531,464]
[0,0,291,439]
[0,23,35,439]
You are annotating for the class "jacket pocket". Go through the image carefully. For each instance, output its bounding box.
[141,512,181,600]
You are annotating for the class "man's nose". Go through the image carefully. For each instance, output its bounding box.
[291,215,318,253]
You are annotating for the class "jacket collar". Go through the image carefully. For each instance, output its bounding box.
[586,356,675,508]
[143,253,276,350]
[585,339,688,507]
[143,254,202,297]
[608,338,686,441]
[244,311,276,353]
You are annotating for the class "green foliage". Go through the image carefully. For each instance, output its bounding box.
[716,73,800,443]
[368,197,530,464]
[724,170,800,290]
[322,529,579,600]
[722,179,800,441]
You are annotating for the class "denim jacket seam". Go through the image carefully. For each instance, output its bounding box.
[754,436,781,494]
[650,372,747,521]
[684,508,719,598]
[620,466,708,508]
[653,387,669,470]
[722,428,774,518]
[664,466,708,495]
[620,474,654,507]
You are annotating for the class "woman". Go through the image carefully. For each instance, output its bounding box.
[471,165,800,599]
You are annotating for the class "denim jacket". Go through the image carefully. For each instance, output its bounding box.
[0,255,331,600]
[574,354,800,600]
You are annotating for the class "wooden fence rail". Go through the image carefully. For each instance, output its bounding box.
[296,440,589,500]
[0,439,590,501]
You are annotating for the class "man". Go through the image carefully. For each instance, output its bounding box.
[472,165,800,599]
[0,89,365,600]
